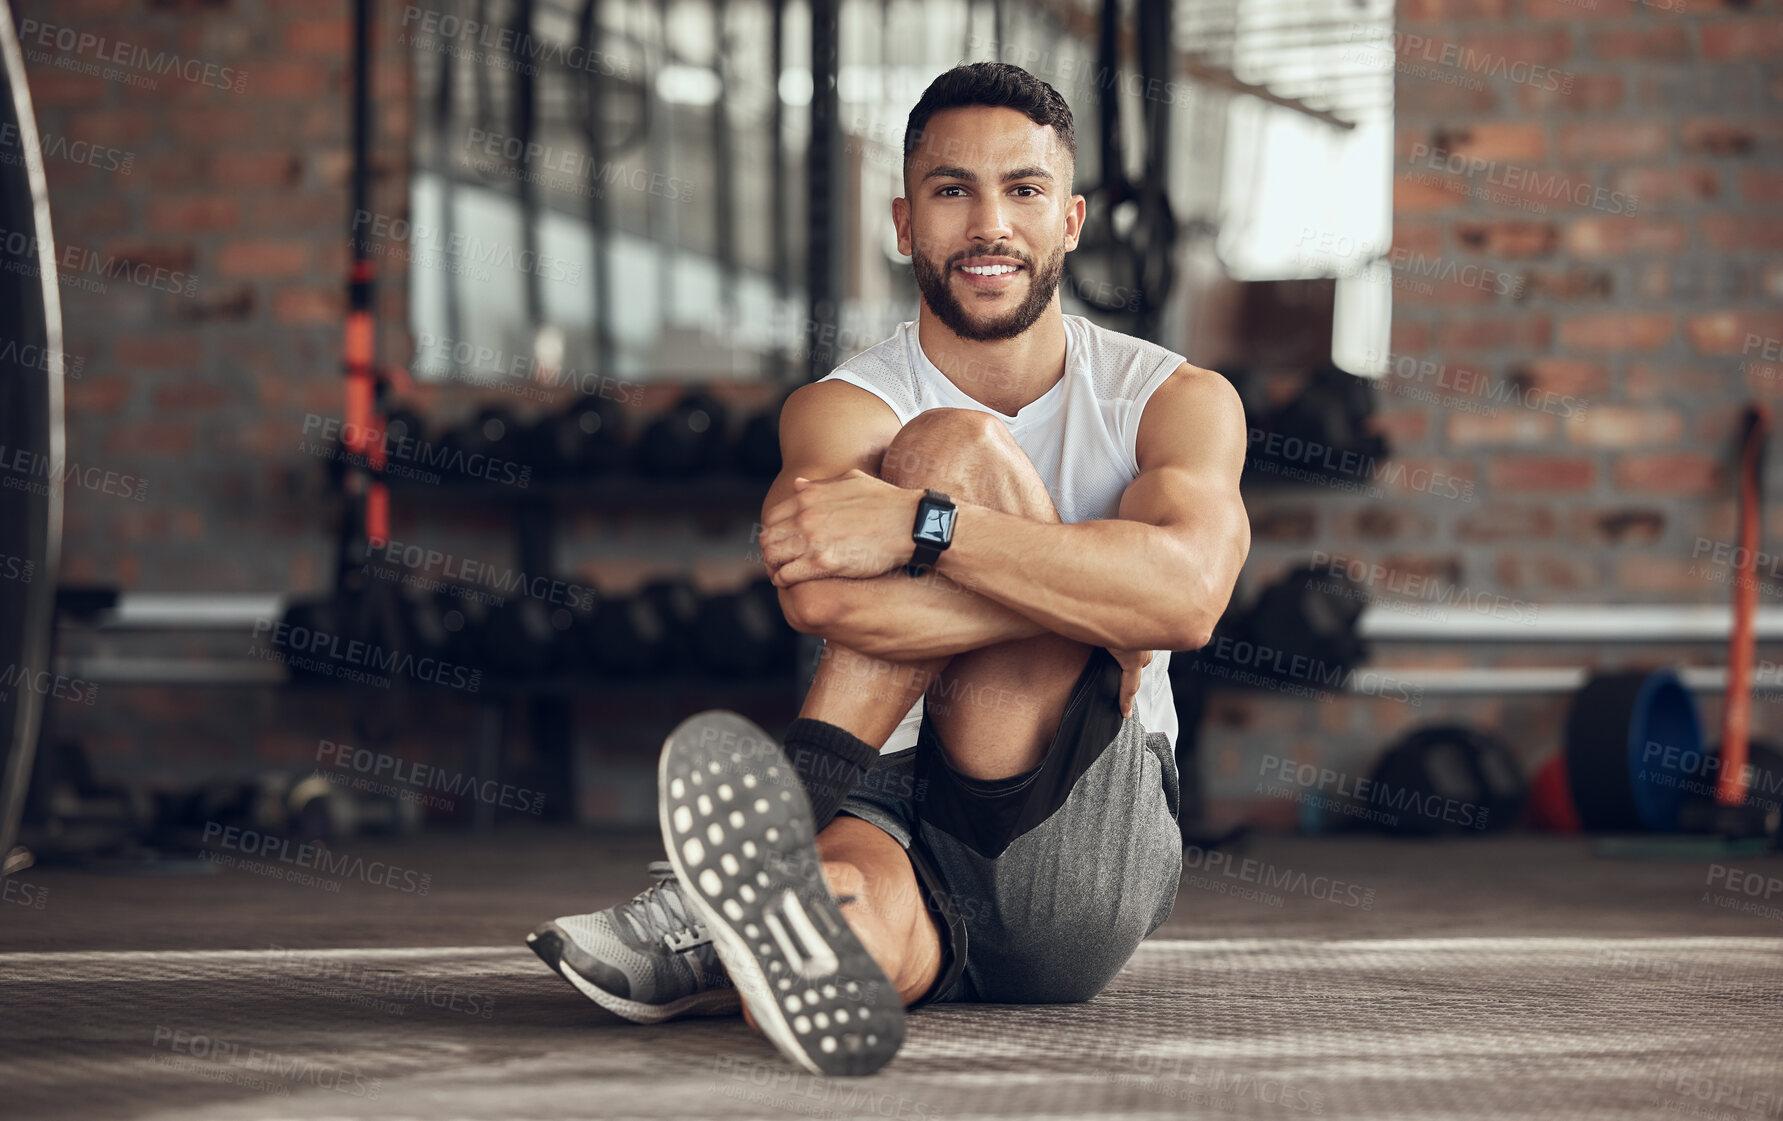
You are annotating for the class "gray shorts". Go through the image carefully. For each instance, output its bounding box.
[836,646,1183,1004]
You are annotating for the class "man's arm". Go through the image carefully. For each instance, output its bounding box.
[767,381,1051,661]
[927,363,1250,651]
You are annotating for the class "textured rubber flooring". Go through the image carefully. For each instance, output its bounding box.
[4,834,1781,1120]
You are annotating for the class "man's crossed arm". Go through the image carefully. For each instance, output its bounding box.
[758,365,1250,665]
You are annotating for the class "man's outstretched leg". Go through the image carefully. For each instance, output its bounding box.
[657,710,911,1076]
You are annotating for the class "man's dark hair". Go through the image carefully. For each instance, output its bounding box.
[903,62,1075,181]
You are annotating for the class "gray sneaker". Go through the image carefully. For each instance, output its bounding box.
[658,710,906,1076]
[527,861,741,1023]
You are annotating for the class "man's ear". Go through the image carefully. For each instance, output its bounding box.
[1063,191,1087,253]
[892,195,913,257]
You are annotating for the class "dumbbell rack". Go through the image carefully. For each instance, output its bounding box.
[46,468,803,833]
[377,468,802,826]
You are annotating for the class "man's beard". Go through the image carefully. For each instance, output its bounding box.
[911,241,1065,342]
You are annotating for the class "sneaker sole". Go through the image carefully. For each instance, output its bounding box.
[527,922,741,1024]
[657,710,906,1077]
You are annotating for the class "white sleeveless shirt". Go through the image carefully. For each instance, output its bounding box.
[817,313,1188,755]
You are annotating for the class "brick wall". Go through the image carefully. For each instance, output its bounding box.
[1199,0,1783,828]
[13,0,429,800]
[14,0,413,592]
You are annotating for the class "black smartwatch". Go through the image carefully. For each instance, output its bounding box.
[905,489,957,577]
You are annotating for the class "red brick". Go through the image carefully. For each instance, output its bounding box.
[1391,322,1433,355]
[273,287,342,324]
[1564,406,1683,448]
[1563,217,1687,257]
[1588,26,1688,60]
[1583,507,1665,544]
[1490,456,1595,492]
[1494,552,1599,593]
[1382,457,1476,501]
[103,421,197,458]
[1612,166,1719,206]
[246,61,330,99]
[211,152,304,188]
[102,243,197,274]
[1447,409,1557,446]
[1400,0,1511,19]
[1559,313,1674,351]
[1558,121,1668,162]
[114,334,201,370]
[1686,311,1783,356]
[1523,0,1637,18]
[1250,507,1318,541]
[146,196,240,233]
[1346,507,1438,541]
[1439,314,1554,350]
[1738,169,1783,205]
[1701,21,1783,61]
[1681,120,1757,157]
[1398,275,1510,307]
[1617,556,1712,594]
[168,108,262,143]
[1627,361,1726,401]
[247,195,343,232]
[151,384,231,410]
[65,376,134,415]
[1701,215,1783,253]
[143,153,209,191]
[216,241,312,277]
[1390,78,1501,116]
[1454,220,1560,258]
[174,285,257,324]
[20,69,108,107]
[1393,222,1447,257]
[1517,74,1623,113]
[1616,453,1720,495]
[1521,266,1614,301]
[1371,408,1430,447]
[285,17,351,54]
[1456,504,1558,542]
[1395,173,1468,212]
[68,108,155,147]
[1436,28,1573,67]
[1430,123,1547,164]
[1514,358,1612,400]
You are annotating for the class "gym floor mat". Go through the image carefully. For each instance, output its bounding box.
[5,832,1779,1120]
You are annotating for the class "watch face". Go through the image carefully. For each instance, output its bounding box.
[916,505,956,545]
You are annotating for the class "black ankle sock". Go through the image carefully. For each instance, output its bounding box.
[782,718,881,830]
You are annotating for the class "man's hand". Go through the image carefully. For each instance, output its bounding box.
[1107,646,1154,718]
[761,468,924,587]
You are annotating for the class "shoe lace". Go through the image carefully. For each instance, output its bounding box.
[614,860,706,949]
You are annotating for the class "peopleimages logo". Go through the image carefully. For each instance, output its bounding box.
[315,738,547,816]
[201,822,433,896]
[17,20,248,92]
[249,617,483,694]
[299,413,532,489]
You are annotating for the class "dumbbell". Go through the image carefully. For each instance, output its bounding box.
[635,388,730,478]
[483,593,583,678]
[528,395,627,479]
[380,405,430,471]
[729,391,791,479]
[441,406,529,482]
[694,577,798,676]
[585,578,702,675]
[319,405,431,489]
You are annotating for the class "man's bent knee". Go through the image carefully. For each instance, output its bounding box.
[878,408,1004,488]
